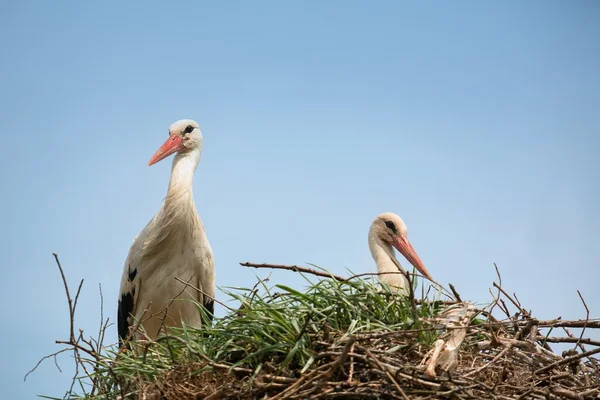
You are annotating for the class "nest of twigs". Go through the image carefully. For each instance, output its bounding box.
[31,257,600,399]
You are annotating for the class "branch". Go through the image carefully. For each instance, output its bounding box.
[174,276,237,313]
[575,290,590,351]
[240,262,347,282]
[53,253,80,342]
[535,319,600,329]
[448,283,462,302]
[492,282,529,317]
[536,336,600,347]
[535,346,600,375]
[24,348,70,381]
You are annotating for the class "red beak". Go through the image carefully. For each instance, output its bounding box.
[391,235,432,280]
[148,135,184,166]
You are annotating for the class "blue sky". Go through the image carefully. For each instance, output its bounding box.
[1,1,599,397]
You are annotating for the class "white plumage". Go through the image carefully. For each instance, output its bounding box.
[368,212,432,294]
[117,119,215,343]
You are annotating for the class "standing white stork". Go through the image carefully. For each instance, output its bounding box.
[117,119,214,343]
[368,212,432,294]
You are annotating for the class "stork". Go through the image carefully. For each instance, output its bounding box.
[117,119,215,343]
[368,212,432,294]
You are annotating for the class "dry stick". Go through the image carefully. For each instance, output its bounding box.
[24,348,71,380]
[96,283,105,349]
[537,336,600,347]
[498,299,512,319]
[401,268,418,325]
[487,265,511,347]
[94,283,111,392]
[512,292,526,315]
[241,262,347,282]
[575,290,590,352]
[463,345,512,377]
[492,282,529,317]
[293,312,314,344]
[537,319,600,329]
[347,341,356,384]
[347,270,442,287]
[174,276,237,313]
[53,253,79,343]
[242,262,430,285]
[573,290,600,375]
[268,362,335,400]
[47,254,103,396]
[448,283,463,302]
[488,263,504,319]
[487,289,508,329]
[123,302,154,345]
[535,346,600,375]
[242,261,456,301]
[341,317,598,343]
[248,273,271,306]
[155,274,197,338]
[363,348,410,400]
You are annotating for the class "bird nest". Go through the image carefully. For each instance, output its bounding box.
[30,256,600,399]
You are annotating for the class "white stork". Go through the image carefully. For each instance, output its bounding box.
[117,119,215,343]
[368,212,432,294]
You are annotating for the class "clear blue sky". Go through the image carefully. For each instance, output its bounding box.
[1,1,598,397]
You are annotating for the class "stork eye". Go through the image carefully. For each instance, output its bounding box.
[384,220,397,234]
[183,125,194,134]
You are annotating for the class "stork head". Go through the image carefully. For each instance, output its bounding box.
[148,119,202,166]
[370,212,432,280]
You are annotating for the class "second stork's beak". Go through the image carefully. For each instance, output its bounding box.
[391,235,433,280]
[148,135,185,166]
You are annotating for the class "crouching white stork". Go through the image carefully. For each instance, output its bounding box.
[368,212,432,294]
[117,119,215,343]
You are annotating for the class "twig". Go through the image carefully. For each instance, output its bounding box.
[537,336,600,347]
[174,276,236,313]
[575,290,590,352]
[142,335,202,363]
[493,282,529,317]
[156,274,197,337]
[489,263,504,320]
[53,253,79,343]
[535,346,600,375]
[449,283,462,302]
[27,254,109,397]
[346,270,429,282]
[536,319,600,329]
[364,348,410,400]
[322,336,356,381]
[463,345,512,377]
[240,262,347,282]
[401,268,418,325]
[347,341,356,384]
[24,348,70,381]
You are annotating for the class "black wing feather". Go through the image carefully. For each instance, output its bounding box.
[117,292,134,344]
[202,299,215,323]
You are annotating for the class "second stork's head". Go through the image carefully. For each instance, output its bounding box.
[369,212,433,280]
[148,119,203,166]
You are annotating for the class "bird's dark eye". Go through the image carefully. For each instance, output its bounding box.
[385,220,397,234]
[183,125,194,134]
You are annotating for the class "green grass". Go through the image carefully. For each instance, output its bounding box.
[54,273,446,399]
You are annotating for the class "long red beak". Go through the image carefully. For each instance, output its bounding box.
[391,235,432,280]
[148,135,184,166]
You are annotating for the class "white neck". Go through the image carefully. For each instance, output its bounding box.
[165,148,201,206]
[368,228,409,294]
[142,148,203,260]
[154,148,201,234]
